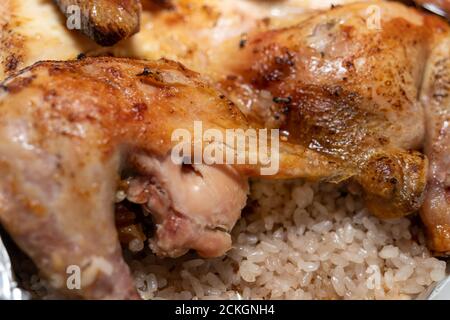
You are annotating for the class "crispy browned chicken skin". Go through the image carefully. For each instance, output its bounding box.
[0,0,449,299]
[120,0,450,252]
[213,2,449,251]
[105,0,450,252]
[0,56,325,299]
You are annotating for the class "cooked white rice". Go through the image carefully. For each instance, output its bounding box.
[27,179,447,300]
[126,179,447,300]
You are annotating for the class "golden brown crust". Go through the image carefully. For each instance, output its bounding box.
[214,2,444,219]
[0,57,234,299]
[0,0,25,77]
[0,57,345,298]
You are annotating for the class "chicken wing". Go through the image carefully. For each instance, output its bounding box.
[211,1,441,219]
[0,1,448,297]
[0,0,364,80]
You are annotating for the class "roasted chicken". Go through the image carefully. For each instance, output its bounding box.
[0,0,449,299]
[113,0,450,250]
[0,56,330,298]
[0,57,242,299]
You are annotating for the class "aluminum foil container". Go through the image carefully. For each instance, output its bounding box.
[417,272,450,300]
[0,236,29,300]
[415,1,449,20]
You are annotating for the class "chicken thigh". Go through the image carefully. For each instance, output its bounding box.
[0,56,336,298]
[213,1,450,250]
[211,2,440,219]
[114,1,450,251]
